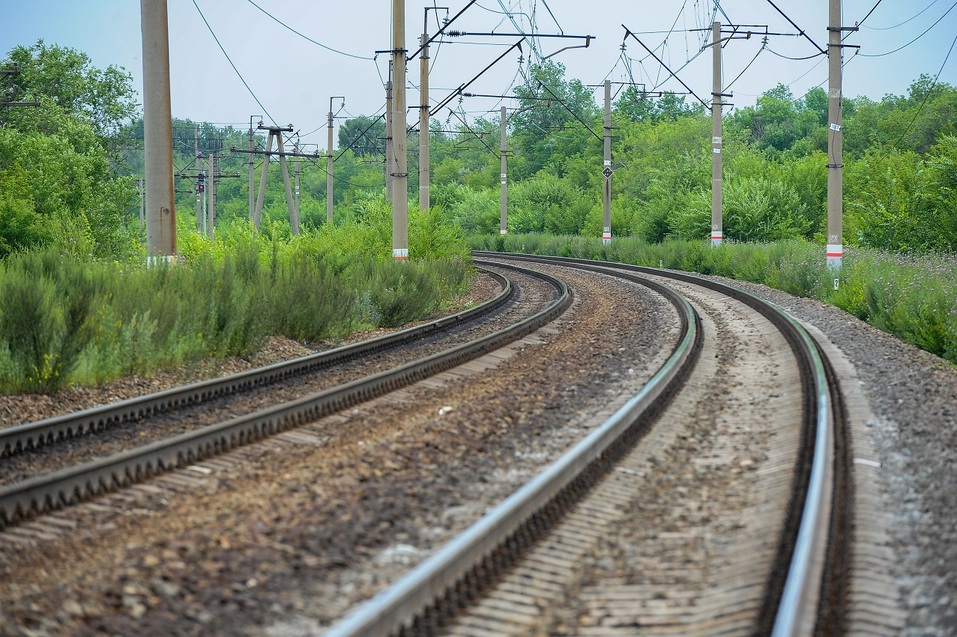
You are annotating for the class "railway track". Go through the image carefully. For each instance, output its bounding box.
[0,254,869,637]
[323,253,852,637]
[0,262,568,529]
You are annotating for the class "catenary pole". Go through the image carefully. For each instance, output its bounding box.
[602,79,612,245]
[711,21,723,247]
[419,17,430,212]
[141,0,176,261]
[826,0,843,271]
[385,61,394,200]
[248,115,257,223]
[195,123,203,233]
[500,105,507,235]
[327,96,344,223]
[392,0,409,260]
[208,152,216,237]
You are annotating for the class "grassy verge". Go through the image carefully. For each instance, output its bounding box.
[0,217,471,394]
[471,234,957,366]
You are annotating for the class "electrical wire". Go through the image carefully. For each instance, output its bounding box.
[854,0,885,28]
[244,0,375,61]
[724,40,767,92]
[765,47,824,62]
[861,0,939,30]
[191,0,276,126]
[885,29,957,150]
[857,0,957,57]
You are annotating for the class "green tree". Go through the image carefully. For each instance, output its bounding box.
[2,41,137,160]
[338,116,385,158]
[511,61,600,177]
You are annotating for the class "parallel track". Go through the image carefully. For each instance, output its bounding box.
[0,263,570,530]
[0,267,512,459]
[324,253,850,637]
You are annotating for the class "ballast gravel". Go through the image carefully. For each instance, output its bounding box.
[718,275,957,636]
[0,268,955,636]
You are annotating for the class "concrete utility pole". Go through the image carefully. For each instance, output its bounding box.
[419,8,447,212]
[500,105,508,235]
[138,178,145,229]
[252,125,298,235]
[711,21,724,247]
[195,123,204,233]
[827,0,844,271]
[294,146,301,224]
[207,152,216,237]
[385,61,394,200]
[392,0,409,260]
[327,96,344,223]
[141,0,176,261]
[247,115,259,224]
[602,79,612,245]
[419,23,430,212]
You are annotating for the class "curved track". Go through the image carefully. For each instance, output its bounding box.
[0,263,570,529]
[324,253,850,637]
[0,254,852,637]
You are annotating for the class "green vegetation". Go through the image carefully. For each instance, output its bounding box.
[471,234,957,367]
[2,41,956,391]
[0,219,470,393]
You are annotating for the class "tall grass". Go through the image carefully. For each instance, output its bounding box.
[0,218,471,394]
[472,234,957,366]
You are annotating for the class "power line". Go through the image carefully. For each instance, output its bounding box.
[764,0,826,55]
[886,29,957,150]
[860,0,939,30]
[245,0,375,61]
[854,0,885,28]
[857,0,957,57]
[724,39,767,92]
[191,0,276,126]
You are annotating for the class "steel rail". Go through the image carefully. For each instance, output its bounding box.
[323,261,701,637]
[1,268,514,459]
[477,252,841,636]
[0,264,570,530]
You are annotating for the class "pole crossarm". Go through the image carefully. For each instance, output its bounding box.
[257,123,293,133]
[445,31,593,40]
[408,0,478,60]
[230,147,319,158]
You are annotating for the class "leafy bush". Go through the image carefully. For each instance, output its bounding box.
[472,235,957,365]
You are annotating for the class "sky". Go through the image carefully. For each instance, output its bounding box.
[1,0,955,149]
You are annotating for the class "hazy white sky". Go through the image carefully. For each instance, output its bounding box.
[1,1,954,148]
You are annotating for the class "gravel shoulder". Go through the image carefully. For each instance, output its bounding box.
[712,275,957,636]
[1,269,955,636]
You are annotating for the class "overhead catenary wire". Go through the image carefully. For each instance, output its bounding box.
[244,0,374,60]
[884,29,957,151]
[857,0,957,57]
[191,0,277,126]
[861,0,939,30]
[764,0,826,55]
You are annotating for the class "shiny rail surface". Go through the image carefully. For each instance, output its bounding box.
[0,267,513,459]
[323,259,701,637]
[325,253,844,637]
[0,263,570,530]
[482,252,846,636]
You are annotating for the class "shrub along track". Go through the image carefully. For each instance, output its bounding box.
[0,255,866,637]
[0,261,579,533]
[0,259,677,636]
